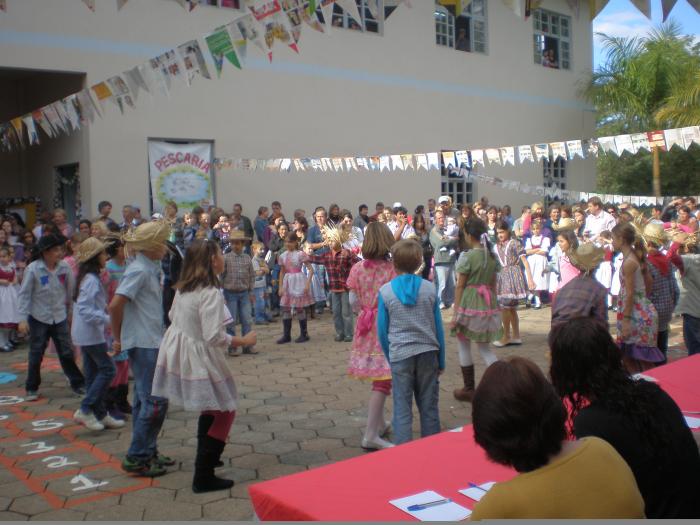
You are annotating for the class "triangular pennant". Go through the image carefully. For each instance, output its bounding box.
[518,145,534,163]
[331,157,344,171]
[336,0,362,28]
[534,143,549,161]
[663,129,684,150]
[583,138,599,157]
[647,130,667,151]
[355,157,369,170]
[401,154,414,170]
[629,0,651,18]
[32,109,55,138]
[630,133,650,152]
[320,0,335,31]
[52,101,74,132]
[82,0,96,11]
[117,0,129,9]
[485,148,501,165]
[301,3,325,33]
[234,14,267,56]
[280,158,292,171]
[206,26,241,75]
[390,155,404,170]
[550,142,567,160]
[310,158,322,171]
[177,40,212,85]
[566,140,584,159]
[227,23,249,66]
[77,89,100,122]
[148,55,172,97]
[22,115,40,146]
[321,158,333,171]
[415,153,428,171]
[589,0,610,19]
[10,118,25,148]
[91,82,114,110]
[661,0,678,20]
[344,157,357,171]
[293,158,305,171]
[61,97,82,131]
[598,136,619,155]
[282,0,305,45]
[455,150,470,169]
[470,149,484,167]
[441,151,456,170]
[427,152,440,170]
[681,126,700,149]
[499,146,515,166]
[42,104,67,135]
[379,155,391,172]
[247,0,297,58]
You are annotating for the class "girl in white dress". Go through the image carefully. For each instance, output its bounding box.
[524,220,550,309]
[0,247,20,352]
[152,239,256,494]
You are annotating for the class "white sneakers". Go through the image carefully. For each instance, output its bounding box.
[73,409,125,431]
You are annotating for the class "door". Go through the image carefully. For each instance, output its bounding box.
[54,163,80,227]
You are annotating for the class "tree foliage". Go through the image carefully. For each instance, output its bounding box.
[581,22,700,194]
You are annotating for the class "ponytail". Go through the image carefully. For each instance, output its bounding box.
[633,233,648,276]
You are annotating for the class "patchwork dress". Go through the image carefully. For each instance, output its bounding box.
[279,250,315,311]
[494,239,528,308]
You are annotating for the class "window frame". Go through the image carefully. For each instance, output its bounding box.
[440,151,474,207]
[434,0,489,56]
[532,8,571,70]
[322,0,386,35]
[543,156,567,204]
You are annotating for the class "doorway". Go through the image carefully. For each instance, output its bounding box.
[54,163,80,226]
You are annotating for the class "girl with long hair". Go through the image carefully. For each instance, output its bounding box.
[412,213,432,280]
[152,239,257,493]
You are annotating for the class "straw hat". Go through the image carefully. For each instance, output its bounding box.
[76,237,107,264]
[641,223,667,247]
[322,225,352,247]
[552,218,577,231]
[229,229,251,242]
[123,220,171,254]
[569,243,605,273]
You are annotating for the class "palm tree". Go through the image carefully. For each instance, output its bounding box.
[581,22,698,196]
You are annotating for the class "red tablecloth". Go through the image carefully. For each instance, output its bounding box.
[248,355,700,521]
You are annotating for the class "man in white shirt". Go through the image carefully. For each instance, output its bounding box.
[388,206,415,241]
[584,196,617,241]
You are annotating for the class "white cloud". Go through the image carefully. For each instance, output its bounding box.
[593,10,654,43]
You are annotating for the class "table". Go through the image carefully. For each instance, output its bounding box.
[249,355,700,521]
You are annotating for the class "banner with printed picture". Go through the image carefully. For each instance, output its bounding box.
[148,141,214,213]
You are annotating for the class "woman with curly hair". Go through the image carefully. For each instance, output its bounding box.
[549,317,700,518]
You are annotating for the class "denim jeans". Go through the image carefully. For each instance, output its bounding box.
[270,264,281,312]
[127,347,168,461]
[223,290,252,337]
[683,314,700,356]
[390,350,441,445]
[330,291,353,338]
[81,343,116,419]
[434,263,455,307]
[253,287,269,322]
[25,317,84,393]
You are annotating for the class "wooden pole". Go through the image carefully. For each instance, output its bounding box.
[652,145,661,197]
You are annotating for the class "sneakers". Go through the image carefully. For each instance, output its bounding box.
[343,335,353,343]
[0,344,13,353]
[100,414,126,429]
[73,409,105,431]
[25,391,39,402]
[153,453,176,467]
[122,456,167,477]
[334,334,344,342]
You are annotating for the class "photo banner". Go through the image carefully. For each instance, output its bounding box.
[148,141,214,213]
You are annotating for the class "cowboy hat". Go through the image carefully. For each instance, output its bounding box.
[34,233,67,253]
[228,229,251,242]
[641,223,667,247]
[76,237,107,264]
[552,218,577,231]
[569,243,605,273]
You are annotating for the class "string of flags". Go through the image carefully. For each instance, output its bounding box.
[212,125,700,201]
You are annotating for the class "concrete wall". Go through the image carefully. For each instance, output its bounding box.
[0,0,596,219]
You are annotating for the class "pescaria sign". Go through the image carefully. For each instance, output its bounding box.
[148,140,214,213]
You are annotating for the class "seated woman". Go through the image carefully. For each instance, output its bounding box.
[470,356,644,520]
[549,317,700,518]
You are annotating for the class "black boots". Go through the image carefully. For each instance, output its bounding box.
[116,384,132,414]
[295,320,309,343]
[277,319,292,344]
[453,365,476,402]
[192,434,234,493]
[196,414,223,468]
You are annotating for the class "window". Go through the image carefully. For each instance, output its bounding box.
[315,0,391,34]
[441,152,474,206]
[543,157,566,203]
[533,9,571,70]
[435,0,488,55]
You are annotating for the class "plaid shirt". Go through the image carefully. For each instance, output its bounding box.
[222,251,255,292]
[309,249,359,292]
[551,275,608,329]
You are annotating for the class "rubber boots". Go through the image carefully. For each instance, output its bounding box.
[277,319,292,344]
[295,319,309,343]
[453,365,476,402]
[192,434,234,493]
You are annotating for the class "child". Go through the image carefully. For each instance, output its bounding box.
[493,221,534,347]
[524,219,550,309]
[0,247,20,352]
[548,229,581,298]
[64,232,87,278]
[378,239,445,445]
[251,241,271,325]
[18,234,85,401]
[277,232,314,344]
[451,220,502,402]
[439,216,459,258]
[346,223,397,450]
[72,238,125,432]
[152,240,257,493]
[308,226,359,342]
[595,231,614,308]
[109,221,173,477]
[104,237,131,420]
[221,230,256,355]
[675,232,700,356]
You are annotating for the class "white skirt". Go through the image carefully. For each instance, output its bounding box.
[595,261,613,290]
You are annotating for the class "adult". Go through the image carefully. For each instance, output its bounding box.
[306,207,329,314]
[162,201,184,247]
[501,205,514,229]
[97,201,117,228]
[270,201,283,224]
[254,206,270,247]
[353,204,370,231]
[437,195,460,220]
[572,206,586,239]
[512,206,530,240]
[327,203,341,227]
[470,356,644,520]
[412,213,432,280]
[53,208,73,238]
[231,203,254,240]
[387,206,414,241]
[549,318,700,518]
[584,196,617,242]
[339,210,363,255]
[268,221,289,317]
[78,219,92,237]
[544,204,561,238]
[550,243,608,329]
[120,205,135,233]
[369,202,384,223]
[429,210,458,309]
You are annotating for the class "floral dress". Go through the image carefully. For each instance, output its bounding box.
[494,239,528,307]
[346,259,396,380]
[451,249,503,343]
[616,262,664,369]
[346,260,396,381]
[280,250,314,310]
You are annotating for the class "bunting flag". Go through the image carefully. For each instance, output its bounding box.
[61,97,82,131]
[177,40,211,84]
[227,22,249,65]
[630,0,652,17]
[589,0,610,19]
[123,66,150,99]
[534,143,549,161]
[117,0,129,9]
[22,115,39,146]
[415,153,428,171]
[598,136,618,155]
[10,118,25,147]
[335,0,363,28]
[427,152,440,170]
[234,14,266,56]
[247,0,298,59]
[661,0,678,20]
[681,126,700,148]
[205,26,242,75]
[485,148,501,165]
[301,3,325,33]
[355,157,369,170]
[441,151,457,169]
[664,128,684,150]
[614,134,635,154]
[379,155,391,172]
[518,145,534,163]
[282,0,306,44]
[647,130,667,151]
[499,146,515,166]
[42,104,67,135]
[470,149,484,167]
[401,154,415,170]
[32,109,54,138]
[332,157,344,171]
[549,141,566,160]
[455,150,470,169]
[344,157,357,171]
[566,140,584,159]
[686,0,699,15]
[82,0,96,11]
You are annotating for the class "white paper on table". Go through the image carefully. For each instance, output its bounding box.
[390,490,471,521]
[632,373,658,383]
[449,426,463,433]
[684,416,700,429]
[458,481,496,501]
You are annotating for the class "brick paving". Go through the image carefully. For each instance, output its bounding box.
[0,308,688,520]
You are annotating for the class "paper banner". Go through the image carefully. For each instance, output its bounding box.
[336,0,363,28]
[369,156,380,170]
[61,97,82,131]
[206,26,242,75]
[82,0,96,11]
[583,138,599,157]
[282,0,305,44]
[301,3,325,33]
[235,14,267,55]
[355,157,368,170]
[661,0,678,20]
[401,154,414,170]
[614,134,635,154]
[42,104,67,135]
[534,143,549,161]
[390,155,404,170]
[22,115,39,146]
[247,0,297,59]
[322,158,334,171]
[647,130,667,151]
[10,118,25,147]
[566,140,584,159]
[280,158,292,171]
[123,66,150,100]
[455,150,470,169]
[331,157,344,171]
[32,109,54,138]
[441,151,456,169]
[91,82,114,109]
[148,54,173,96]
[379,155,391,172]
[630,133,650,152]
[598,136,618,155]
[518,145,534,163]
[550,142,567,160]
[471,149,484,167]
[499,146,515,166]
[485,148,501,165]
[117,0,129,9]
[227,22,249,65]
[344,157,357,171]
[293,158,305,171]
[663,128,684,150]
[427,152,440,170]
[415,153,428,171]
[177,40,211,84]
[630,0,651,18]
[681,126,700,148]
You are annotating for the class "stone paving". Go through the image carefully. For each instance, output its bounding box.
[0,308,688,521]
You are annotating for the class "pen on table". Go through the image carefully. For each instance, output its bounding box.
[468,482,488,493]
[407,498,452,511]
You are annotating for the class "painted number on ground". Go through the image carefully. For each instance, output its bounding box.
[20,441,56,454]
[70,474,108,492]
[31,419,63,431]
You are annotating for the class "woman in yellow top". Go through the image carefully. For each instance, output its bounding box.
[470,357,644,520]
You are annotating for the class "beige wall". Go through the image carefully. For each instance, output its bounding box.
[0,0,596,219]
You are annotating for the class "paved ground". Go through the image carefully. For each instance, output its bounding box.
[0,307,688,521]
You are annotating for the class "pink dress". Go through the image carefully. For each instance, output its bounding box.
[346,259,395,381]
[558,254,580,291]
[279,250,314,309]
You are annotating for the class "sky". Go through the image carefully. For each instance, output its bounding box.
[592,0,700,67]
